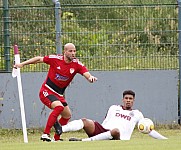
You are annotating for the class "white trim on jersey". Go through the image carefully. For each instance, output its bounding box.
[45,84,64,97]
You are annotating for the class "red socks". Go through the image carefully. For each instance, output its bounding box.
[44,106,64,134]
[59,117,70,125]
[54,117,70,141]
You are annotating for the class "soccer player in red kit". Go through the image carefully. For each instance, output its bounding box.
[14,43,97,142]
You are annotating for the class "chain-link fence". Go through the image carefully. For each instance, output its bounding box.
[0,1,178,72]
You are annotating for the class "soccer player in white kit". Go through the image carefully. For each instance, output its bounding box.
[55,90,167,141]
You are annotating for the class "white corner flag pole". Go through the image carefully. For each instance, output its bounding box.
[12,45,28,143]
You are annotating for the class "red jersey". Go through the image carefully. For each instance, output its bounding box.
[42,54,88,95]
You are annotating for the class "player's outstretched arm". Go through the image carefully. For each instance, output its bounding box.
[83,72,98,83]
[14,56,44,68]
[148,130,168,139]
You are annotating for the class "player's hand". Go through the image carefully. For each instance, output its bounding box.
[88,75,97,83]
[14,63,23,69]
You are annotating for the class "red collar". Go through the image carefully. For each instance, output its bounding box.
[121,105,132,111]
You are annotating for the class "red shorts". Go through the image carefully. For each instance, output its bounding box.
[39,85,67,109]
[87,121,109,137]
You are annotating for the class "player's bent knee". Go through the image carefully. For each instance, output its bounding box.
[81,118,89,124]
[111,128,120,140]
[81,118,93,128]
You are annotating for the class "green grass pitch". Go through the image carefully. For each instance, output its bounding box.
[0,128,181,150]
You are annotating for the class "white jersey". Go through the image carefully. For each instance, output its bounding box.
[101,105,144,140]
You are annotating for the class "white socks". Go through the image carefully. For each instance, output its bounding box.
[62,119,113,141]
[62,119,84,132]
[82,131,113,141]
[62,119,167,141]
[149,130,168,139]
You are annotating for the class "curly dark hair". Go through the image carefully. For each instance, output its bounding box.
[123,90,135,98]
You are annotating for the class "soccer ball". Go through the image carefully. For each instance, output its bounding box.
[138,118,154,134]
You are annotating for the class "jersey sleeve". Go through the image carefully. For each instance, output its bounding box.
[136,110,144,124]
[43,55,61,65]
[43,55,52,65]
[76,60,88,75]
[101,105,115,125]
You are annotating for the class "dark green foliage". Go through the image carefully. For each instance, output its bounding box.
[0,1,179,71]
